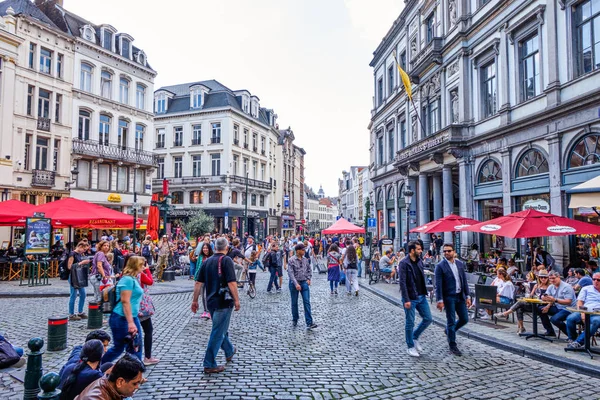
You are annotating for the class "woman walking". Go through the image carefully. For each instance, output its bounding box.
[139,260,160,366]
[67,242,91,321]
[91,240,112,303]
[342,241,360,296]
[196,242,213,320]
[102,256,145,362]
[327,244,342,295]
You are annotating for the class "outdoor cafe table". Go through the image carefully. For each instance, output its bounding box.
[565,307,600,359]
[518,297,553,342]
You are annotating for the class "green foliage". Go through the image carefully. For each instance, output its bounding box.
[184,210,214,239]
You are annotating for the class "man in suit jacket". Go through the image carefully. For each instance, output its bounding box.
[435,243,472,356]
[399,241,433,357]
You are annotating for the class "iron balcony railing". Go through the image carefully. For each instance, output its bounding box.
[152,175,226,187]
[37,117,51,132]
[191,138,201,145]
[32,169,55,187]
[72,139,157,167]
[230,175,272,190]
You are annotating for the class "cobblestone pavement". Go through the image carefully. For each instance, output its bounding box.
[2,272,600,399]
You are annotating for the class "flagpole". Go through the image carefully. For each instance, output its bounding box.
[392,52,427,137]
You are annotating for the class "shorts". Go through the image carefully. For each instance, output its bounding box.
[498,296,512,305]
[381,268,392,274]
[277,265,283,277]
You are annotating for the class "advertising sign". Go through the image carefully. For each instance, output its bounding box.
[523,199,550,213]
[25,217,51,255]
[381,238,394,255]
[284,195,290,208]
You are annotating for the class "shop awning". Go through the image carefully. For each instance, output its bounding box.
[568,175,600,208]
[322,218,365,235]
[34,198,141,229]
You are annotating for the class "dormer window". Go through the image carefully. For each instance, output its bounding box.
[191,88,202,109]
[118,35,133,59]
[102,29,113,51]
[156,93,167,113]
[136,51,146,66]
[82,25,95,42]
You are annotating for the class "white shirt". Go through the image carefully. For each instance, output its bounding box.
[496,280,515,299]
[448,260,461,293]
[577,285,600,311]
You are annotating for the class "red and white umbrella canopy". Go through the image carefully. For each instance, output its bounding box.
[410,214,480,233]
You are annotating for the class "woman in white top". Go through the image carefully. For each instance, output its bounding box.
[494,268,515,305]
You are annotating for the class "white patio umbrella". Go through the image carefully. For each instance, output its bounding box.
[568,175,600,209]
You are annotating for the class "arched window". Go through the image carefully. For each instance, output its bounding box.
[231,191,238,204]
[569,134,600,168]
[478,159,502,183]
[119,77,130,104]
[80,63,93,92]
[78,109,91,140]
[171,191,183,205]
[251,194,257,206]
[100,71,112,99]
[516,149,548,177]
[189,191,203,204]
[387,187,394,201]
[209,190,222,203]
[377,189,383,203]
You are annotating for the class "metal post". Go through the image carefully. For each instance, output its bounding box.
[132,169,137,250]
[244,172,249,236]
[24,338,44,400]
[37,372,61,400]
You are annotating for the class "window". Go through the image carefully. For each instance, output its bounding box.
[569,134,600,168]
[171,191,183,205]
[260,163,265,181]
[54,94,61,123]
[261,136,265,154]
[38,89,51,119]
[135,169,144,193]
[156,129,165,148]
[400,51,407,71]
[377,135,384,165]
[192,88,202,108]
[192,124,201,145]
[242,192,247,205]
[211,123,221,144]
[57,54,63,79]
[478,159,502,183]
[103,30,113,50]
[99,114,110,145]
[136,84,146,109]
[233,124,240,144]
[27,85,34,116]
[77,160,91,188]
[173,127,183,146]
[157,157,164,179]
[575,0,600,75]
[192,155,201,177]
[101,71,112,99]
[516,149,549,177]
[251,194,257,206]
[377,78,383,106]
[135,124,144,150]
[211,153,221,176]
[119,77,129,104]
[480,61,497,118]
[209,190,222,203]
[35,137,49,170]
[425,15,434,43]
[231,191,238,204]
[400,119,407,148]
[98,164,110,190]
[252,132,258,151]
[260,194,265,207]
[174,156,183,178]
[52,139,59,172]
[78,110,91,140]
[40,48,52,74]
[424,98,440,136]
[121,38,130,59]
[388,65,394,95]
[243,158,248,175]
[24,135,31,171]
[156,94,166,113]
[28,43,36,69]
[520,35,540,101]
[243,129,249,148]
[80,63,92,92]
[388,126,394,161]
[252,160,257,179]
[232,155,239,175]
[190,191,203,204]
[118,119,128,149]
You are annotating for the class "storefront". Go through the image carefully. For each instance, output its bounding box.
[281,213,295,237]
[474,158,504,256]
[386,188,396,240]
[376,189,384,238]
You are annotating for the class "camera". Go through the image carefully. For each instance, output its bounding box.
[219,287,233,301]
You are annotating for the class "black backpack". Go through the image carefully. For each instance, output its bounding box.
[58,255,69,280]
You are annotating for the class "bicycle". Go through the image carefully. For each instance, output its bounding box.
[237,269,256,299]
[369,262,381,285]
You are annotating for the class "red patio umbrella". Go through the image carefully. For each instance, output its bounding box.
[463,208,600,238]
[35,198,141,229]
[0,200,37,226]
[410,214,480,233]
[146,193,159,240]
[322,218,365,235]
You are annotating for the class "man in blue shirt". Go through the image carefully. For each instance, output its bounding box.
[539,271,576,337]
[566,272,600,349]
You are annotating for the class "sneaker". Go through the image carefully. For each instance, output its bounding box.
[292,320,298,327]
[449,346,463,356]
[143,357,160,366]
[68,314,81,321]
[407,347,420,357]
[543,331,556,337]
[567,341,583,349]
[13,357,26,368]
[276,289,282,293]
[413,340,423,352]
[306,323,318,330]
[334,290,338,295]
[267,291,273,294]
[355,290,359,297]
[330,291,334,295]
[77,313,88,319]
[347,292,352,296]
[200,312,211,320]
[478,313,490,320]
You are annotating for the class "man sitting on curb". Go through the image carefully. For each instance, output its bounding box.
[566,272,600,349]
[75,353,145,400]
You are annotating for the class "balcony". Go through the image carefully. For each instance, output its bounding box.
[410,37,443,78]
[261,150,266,156]
[152,175,226,187]
[253,146,258,152]
[173,140,183,147]
[32,169,55,187]
[230,175,272,190]
[37,117,51,132]
[211,137,221,144]
[244,143,249,149]
[234,139,239,146]
[72,139,157,167]
[156,141,165,149]
[191,138,201,145]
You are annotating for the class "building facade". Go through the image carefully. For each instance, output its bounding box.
[153,80,280,239]
[370,0,600,262]
[279,128,306,236]
[338,166,367,225]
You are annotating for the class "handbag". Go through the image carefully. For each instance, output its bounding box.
[138,285,155,318]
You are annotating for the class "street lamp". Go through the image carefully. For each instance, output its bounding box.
[403,184,414,249]
[244,171,249,235]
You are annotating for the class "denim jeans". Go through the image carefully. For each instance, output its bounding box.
[329,280,339,291]
[102,313,143,363]
[203,308,235,368]
[345,269,358,293]
[90,274,102,303]
[443,295,469,348]
[267,267,280,292]
[403,295,433,349]
[68,277,86,315]
[289,280,313,326]
[538,306,571,335]
[566,313,600,344]
[357,260,363,277]
[190,260,196,279]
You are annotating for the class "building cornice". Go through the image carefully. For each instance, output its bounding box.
[155,107,272,132]
[73,88,154,120]
[75,37,156,77]
[19,15,75,44]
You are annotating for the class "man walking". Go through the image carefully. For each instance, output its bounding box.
[399,241,433,357]
[435,243,471,356]
[264,241,283,293]
[191,237,240,374]
[288,243,317,330]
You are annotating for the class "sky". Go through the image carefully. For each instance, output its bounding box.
[66,0,404,197]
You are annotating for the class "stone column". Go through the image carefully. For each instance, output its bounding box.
[418,174,430,250]
[458,159,474,255]
[432,173,443,220]
[395,181,402,250]
[544,0,561,107]
[547,135,565,266]
[442,166,454,243]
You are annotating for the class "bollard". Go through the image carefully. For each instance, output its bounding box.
[87,302,103,329]
[23,338,44,400]
[37,372,61,400]
[47,316,68,352]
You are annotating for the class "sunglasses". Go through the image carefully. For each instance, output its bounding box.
[593,278,600,282]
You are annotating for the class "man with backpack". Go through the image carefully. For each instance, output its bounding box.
[264,241,284,293]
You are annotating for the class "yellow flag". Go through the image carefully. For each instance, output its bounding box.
[392,51,412,100]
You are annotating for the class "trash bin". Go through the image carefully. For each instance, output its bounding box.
[87,302,103,329]
[47,316,68,351]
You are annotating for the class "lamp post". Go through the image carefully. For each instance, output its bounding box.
[132,167,138,250]
[403,184,414,250]
[244,171,249,235]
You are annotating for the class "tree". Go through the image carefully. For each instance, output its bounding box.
[184,210,214,239]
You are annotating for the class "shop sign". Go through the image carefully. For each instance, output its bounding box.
[397,132,450,161]
[107,193,122,203]
[282,214,295,221]
[547,225,576,234]
[480,224,501,232]
[168,208,203,217]
[523,199,550,213]
[284,195,290,208]
[453,224,472,230]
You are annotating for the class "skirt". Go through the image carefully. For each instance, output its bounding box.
[327,265,340,282]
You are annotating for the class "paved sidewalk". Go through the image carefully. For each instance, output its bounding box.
[0,276,195,298]
[359,277,600,377]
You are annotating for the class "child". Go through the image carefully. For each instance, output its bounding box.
[248,251,264,288]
